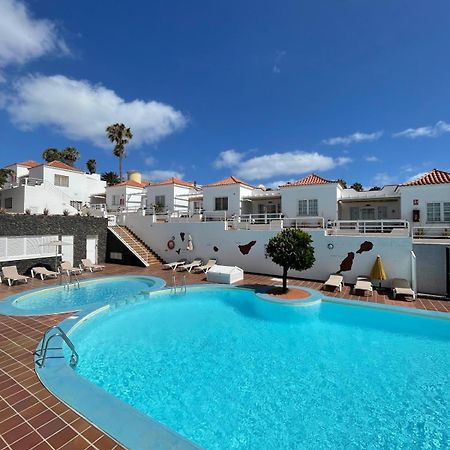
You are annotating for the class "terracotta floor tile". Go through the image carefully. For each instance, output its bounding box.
[59,435,90,450]
[9,431,44,450]
[2,421,34,445]
[47,426,77,448]
[37,417,67,439]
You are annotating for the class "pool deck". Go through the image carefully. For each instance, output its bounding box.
[0,263,448,450]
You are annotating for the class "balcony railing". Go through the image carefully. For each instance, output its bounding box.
[412,226,450,240]
[327,220,409,236]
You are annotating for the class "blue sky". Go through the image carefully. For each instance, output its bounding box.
[1,0,450,188]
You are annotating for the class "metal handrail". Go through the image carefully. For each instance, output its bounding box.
[35,326,78,368]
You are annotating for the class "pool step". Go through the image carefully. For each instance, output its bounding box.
[108,226,163,267]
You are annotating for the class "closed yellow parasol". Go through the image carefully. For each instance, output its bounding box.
[370,255,387,281]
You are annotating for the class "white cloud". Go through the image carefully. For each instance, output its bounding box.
[393,120,450,139]
[406,171,428,183]
[4,74,187,147]
[272,50,286,74]
[372,172,398,186]
[144,169,184,181]
[0,0,67,77]
[144,156,156,166]
[322,131,383,146]
[214,149,243,168]
[214,149,351,181]
[366,156,379,162]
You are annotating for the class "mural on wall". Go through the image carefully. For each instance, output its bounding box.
[337,252,355,273]
[356,241,374,254]
[180,232,185,242]
[336,241,374,274]
[213,246,219,252]
[176,249,181,254]
[238,240,256,255]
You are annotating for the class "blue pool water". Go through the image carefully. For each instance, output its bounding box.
[68,287,450,449]
[13,276,159,313]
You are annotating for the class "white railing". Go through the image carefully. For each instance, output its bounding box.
[227,216,324,231]
[152,210,227,223]
[239,213,283,224]
[328,220,409,236]
[412,226,450,240]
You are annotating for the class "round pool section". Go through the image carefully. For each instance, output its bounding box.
[61,286,449,450]
[0,275,165,315]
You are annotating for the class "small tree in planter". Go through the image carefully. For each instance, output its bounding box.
[265,228,315,293]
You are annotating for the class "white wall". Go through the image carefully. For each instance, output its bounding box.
[400,184,450,226]
[280,184,340,221]
[203,184,254,217]
[339,200,400,220]
[122,214,413,285]
[106,185,144,211]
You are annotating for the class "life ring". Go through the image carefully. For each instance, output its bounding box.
[167,239,175,250]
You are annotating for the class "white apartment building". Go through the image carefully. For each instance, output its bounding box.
[0,160,106,215]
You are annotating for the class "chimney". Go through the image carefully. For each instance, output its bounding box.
[127,170,142,184]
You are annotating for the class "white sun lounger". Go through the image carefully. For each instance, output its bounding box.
[391,278,416,300]
[163,260,186,271]
[323,274,344,292]
[60,261,83,276]
[192,259,217,273]
[31,267,59,280]
[2,266,29,286]
[354,277,373,296]
[178,259,202,272]
[81,259,105,272]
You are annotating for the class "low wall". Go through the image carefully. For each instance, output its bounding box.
[122,214,414,285]
[0,214,108,270]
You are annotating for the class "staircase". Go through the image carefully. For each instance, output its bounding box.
[108,225,163,267]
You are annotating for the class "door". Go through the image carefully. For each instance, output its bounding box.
[360,208,376,220]
[350,207,359,220]
[86,235,98,263]
[61,236,74,266]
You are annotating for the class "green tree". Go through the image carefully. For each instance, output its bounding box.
[106,123,133,181]
[265,229,315,293]
[42,148,62,163]
[86,159,97,174]
[336,178,347,189]
[369,186,381,191]
[101,171,120,186]
[61,147,80,166]
[0,169,13,188]
[350,182,363,192]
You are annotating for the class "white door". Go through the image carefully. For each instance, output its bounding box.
[86,235,98,263]
[61,236,74,266]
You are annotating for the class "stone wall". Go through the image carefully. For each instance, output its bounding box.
[0,214,108,274]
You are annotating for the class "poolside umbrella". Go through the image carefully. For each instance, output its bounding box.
[370,255,387,287]
[186,234,194,251]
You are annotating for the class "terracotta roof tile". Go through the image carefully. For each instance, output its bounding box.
[206,176,254,188]
[402,169,450,186]
[15,160,40,168]
[152,177,196,188]
[112,180,148,188]
[280,173,334,187]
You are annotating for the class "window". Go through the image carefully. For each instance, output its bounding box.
[350,207,359,220]
[215,197,228,211]
[54,174,69,187]
[377,206,388,219]
[298,199,318,216]
[444,203,450,222]
[70,201,82,211]
[4,198,12,209]
[308,199,318,216]
[427,202,441,222]
[155,195,166,207]
[112,195,117,206]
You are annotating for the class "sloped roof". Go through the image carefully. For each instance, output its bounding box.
[113,180,149,188]
[16,160,40,168]
[30,160,83,172]
[402,169,450,186]
[280,173,334,188]
[152,177,196,188]
[206,176,254,188]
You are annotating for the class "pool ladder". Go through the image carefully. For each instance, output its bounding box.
[35,326,79,369]
[170,274,187,295]
[63,272,80,289]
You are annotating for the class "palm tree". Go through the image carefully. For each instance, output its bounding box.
[61,147,80,166]
[86,159,96,174]
[350,182,363,192]
[42,148,61,163]
[106,123,133,181]
[101,171,120,186]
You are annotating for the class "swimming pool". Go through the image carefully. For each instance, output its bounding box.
[0,275,165,315]
[61,286,449,450]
